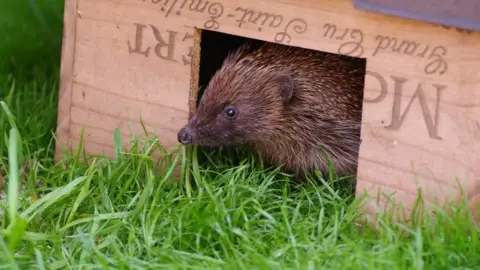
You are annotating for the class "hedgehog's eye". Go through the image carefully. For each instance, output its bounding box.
[224,106,237,119]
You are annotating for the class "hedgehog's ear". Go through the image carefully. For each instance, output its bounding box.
[275,73,293,103]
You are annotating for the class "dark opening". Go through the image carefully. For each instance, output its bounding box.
[193,29,366,191]
[197,31,266,103]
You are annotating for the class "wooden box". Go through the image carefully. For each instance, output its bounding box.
[56,0,480,219]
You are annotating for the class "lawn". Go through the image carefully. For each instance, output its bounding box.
[0,1,479,269]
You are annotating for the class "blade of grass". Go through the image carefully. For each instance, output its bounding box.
[113,128,122,163]
[21,175,88,221]
[0,236,19,270]
[65,159,96,224]
[7,128,19,224]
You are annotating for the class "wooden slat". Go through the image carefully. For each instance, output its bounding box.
[55,0,78,160]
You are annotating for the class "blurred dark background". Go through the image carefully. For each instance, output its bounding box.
[0,0,64,158]
[0,0,64,80]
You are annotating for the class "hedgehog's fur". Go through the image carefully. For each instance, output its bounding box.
[178,42,365,179]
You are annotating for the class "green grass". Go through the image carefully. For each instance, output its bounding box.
[0,2,479,269]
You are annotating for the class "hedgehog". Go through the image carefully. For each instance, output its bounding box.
[177,42,365,181]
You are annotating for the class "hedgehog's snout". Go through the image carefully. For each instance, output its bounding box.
[177,127,192,145]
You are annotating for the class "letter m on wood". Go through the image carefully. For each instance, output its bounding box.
[385,76,446,140]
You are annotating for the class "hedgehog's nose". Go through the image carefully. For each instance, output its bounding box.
[177,127,192,145]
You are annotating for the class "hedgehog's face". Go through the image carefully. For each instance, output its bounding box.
[177,100,254,147]
[177,65,294,148]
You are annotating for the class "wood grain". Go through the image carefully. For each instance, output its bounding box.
[57,0,480,218]
[55,0,78,161]
[189,28,202,117]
